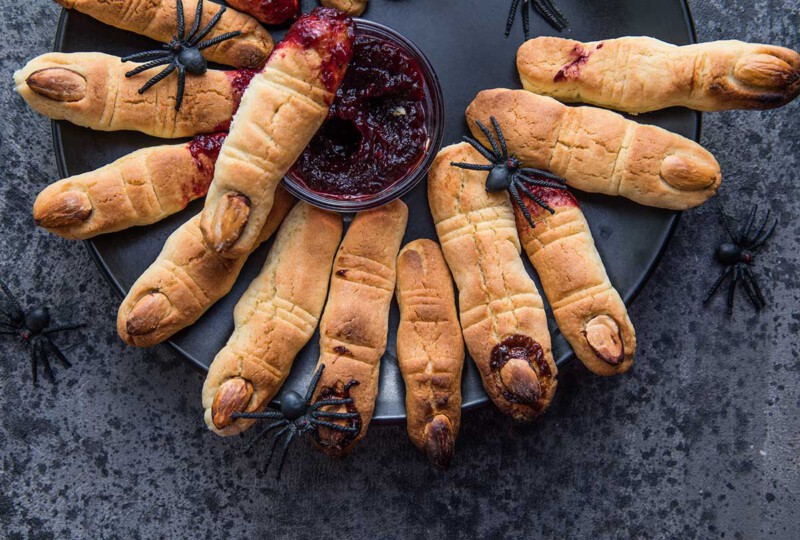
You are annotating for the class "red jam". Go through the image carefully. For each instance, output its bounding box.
[188,132,227,173]
[554,43,603,82]
[289,33,428,199]
[227,0,299,25]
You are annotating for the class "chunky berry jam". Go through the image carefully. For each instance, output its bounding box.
[289,33,429,199]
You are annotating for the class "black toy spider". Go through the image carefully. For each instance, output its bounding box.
[451,116,569,229]
[506,0,569,39]
[704,204,777,315]
[121,0,242,111]
[233,364,359,479]
[0,281,84,385]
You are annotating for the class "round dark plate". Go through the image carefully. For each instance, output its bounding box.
[52,0,698,423]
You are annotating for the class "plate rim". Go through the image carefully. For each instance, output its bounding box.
[50,0,700,424]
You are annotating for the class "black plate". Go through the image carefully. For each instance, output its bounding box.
[52,0,698,423]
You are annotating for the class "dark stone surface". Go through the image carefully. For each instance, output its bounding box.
[1,1,798,538]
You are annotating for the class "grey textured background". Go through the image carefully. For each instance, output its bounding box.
[1,1,798,538]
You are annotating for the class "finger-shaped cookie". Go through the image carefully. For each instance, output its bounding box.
[200,8,354,259]
[311,200,408,457]
[320,0,367,16]
[396,239,464,470]
[515,188,636,376]
[34,133,226,240]
[227,0,300,24]
[54,0,273,69]
[116,187,293,347]
[518,37,800,113]
[428,143,557,421]
[202,202,342,436]
[466,89,722,210]
[14,52,252,138]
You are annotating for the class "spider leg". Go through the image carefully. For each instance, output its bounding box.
[543,0,570,28]
[533,0,569,31]
[703,265,733,304]
[475,120,501,158]
[312,410,360,420]
[509,183,537,229]
[244,420,289,452]
[517,173,568,191]
[716,203,738,243]
[462,135,498,164]
[449,162,494,172]
[0,281,23,321]
[310,419,359,434]
[304,364,326,404]
[121,50,171,63]
[727,267,740,316]
[505,0,522,37]
[750,218,777,252]
[190,5,227,46]
[748,209,771,248]
[125,57,173,78]
[263,425,292,473]
[138,63,176,94]
[186,0,204,42]
[742,267,767,307]
[29,342,39,386]
[519,168,567,184]
[176,0,186,40]
[0,330,17,335]
[44,323,85,334]
[514,180,555,214]
[233,410,284,420]
[739,205,758,245]
[738,265,761,311]
[521,0,531,40]
[174,65,186,111]
[490,117,510,161]
[43,338,72,369]
[311,398,354,410]
[196,31,243,51]
[36,339,56,383]
[273,427,298,480]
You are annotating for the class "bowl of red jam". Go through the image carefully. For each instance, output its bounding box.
[283,19,444,211]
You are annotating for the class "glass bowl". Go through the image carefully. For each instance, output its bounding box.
[281,18,445,212]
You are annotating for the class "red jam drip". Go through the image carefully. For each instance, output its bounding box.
[519,185,578,222]
[290,33,428,199]
[554,43,603,82]
[275,7,355,94]
[226,68,260,112]
[256,0,300,25]
[188,132,227,174]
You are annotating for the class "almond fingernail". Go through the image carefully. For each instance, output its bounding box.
[583,315,625,365]
[423,414,454,471]
[209,192,250,253]
[33,191,92,228]
[26,67,87,102]
[735,54,798,89]
[212,377,254,429]
[660,154,720,191]
[125,292,171,336]
[500,358,542,405]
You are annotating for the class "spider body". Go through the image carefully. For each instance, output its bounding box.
[506,0,569,39]
[233,364,359,479]
[704,205,777,315]
[121,0,242,111]
[451,117,569,229]
[0,281,84,385]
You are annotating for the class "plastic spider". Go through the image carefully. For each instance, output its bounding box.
[506,0,569,39]
[233,364,359,479]
[704,204,777,315]
[121,0,242,111]
[0,281,84,385]
[451,116,569,229]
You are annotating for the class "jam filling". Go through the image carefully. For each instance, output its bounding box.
[490,335,552,406]
[289,33,429,199]
[554,43,603,82]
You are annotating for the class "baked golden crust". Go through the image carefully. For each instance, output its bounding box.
[202,203,343,436]
[428,143,557,421]
[54,0,273,69]
[466,89,722,210]
[515,190,636,376]
[311,200,408,457]
[320,0,367,16]
[199,10,354,259]
[518,37,800,113]
[14,52,237,138]
[116,188,294,347]
[33,136,222,240]
[396,239,464,470]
